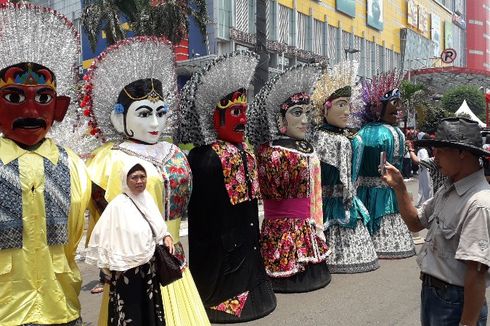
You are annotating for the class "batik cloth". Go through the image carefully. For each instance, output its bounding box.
[211,140,260,205]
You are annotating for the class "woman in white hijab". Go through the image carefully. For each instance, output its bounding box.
[86,160,174,325]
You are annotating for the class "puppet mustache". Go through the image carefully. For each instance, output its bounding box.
[13,118,47,129]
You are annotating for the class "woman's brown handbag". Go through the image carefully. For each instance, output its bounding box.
[125,194,183,287]
[153,243,183,286]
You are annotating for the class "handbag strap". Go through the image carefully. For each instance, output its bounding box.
[124,193,157,239]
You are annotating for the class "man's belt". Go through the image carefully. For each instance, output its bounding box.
[420,272,463,290]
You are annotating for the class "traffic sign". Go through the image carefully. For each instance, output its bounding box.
[441,48,457,64]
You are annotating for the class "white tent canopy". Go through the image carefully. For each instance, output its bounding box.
[455,100,486,127]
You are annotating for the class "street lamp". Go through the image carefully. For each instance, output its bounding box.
[344,47,360,60]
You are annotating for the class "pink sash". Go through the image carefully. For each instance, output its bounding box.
[263,198,310,220]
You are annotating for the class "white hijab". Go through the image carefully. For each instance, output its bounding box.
[86,159,169,271]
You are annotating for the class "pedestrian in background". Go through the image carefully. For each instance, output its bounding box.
[382,117,490,326]
[414,133,433,207]
[483,134,490,183]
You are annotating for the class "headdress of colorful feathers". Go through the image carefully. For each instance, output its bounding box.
[80,36,177,144]
[246,63,321,146]
[0,3,81,146]
[174,50,259,146]
[310,60,363,129]
[359,70,402,126]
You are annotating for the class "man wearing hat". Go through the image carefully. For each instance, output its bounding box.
[382,117,490,325]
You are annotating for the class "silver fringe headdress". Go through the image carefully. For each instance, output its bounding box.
[246,63,321,146]
[0,3,88,152]
[81,36,176,143]
[0,3,79,96]
[311,60,363,128]
[175,50,259,146]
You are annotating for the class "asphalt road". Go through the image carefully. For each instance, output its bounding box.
[77,178,489,325]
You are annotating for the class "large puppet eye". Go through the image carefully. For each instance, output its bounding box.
[137,108,151,118]
[288,106,309,117]
[35,93,53,104]
[156,104,169,118]
[4,92,26,104]
[231,107,242,117]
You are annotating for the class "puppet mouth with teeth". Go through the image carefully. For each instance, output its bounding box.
[234,124,245,132]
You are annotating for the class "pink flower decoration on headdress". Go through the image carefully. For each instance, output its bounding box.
[360,71,401,125]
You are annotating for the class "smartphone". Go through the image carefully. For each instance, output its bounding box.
[379,151,387,175]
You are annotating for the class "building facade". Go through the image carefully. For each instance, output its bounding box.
[29,0,190,73]
[466,0,490,71]
[26,0,469,79]
[196,0,466,79]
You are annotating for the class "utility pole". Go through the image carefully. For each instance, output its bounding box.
[253,0,269,95]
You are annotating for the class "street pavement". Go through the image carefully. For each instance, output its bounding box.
[77,178,489,325]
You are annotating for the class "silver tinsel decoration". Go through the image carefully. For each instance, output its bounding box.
[84,36,177,143]
[175,50,259,146]
[0,3,79,96]
[0,3,88,153]
[49,113,100,158]
[246,63,321,146]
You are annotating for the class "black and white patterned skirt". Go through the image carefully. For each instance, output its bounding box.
[108,257,165,326]
[325,220,379,273]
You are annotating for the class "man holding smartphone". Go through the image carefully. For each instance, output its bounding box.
[382,117,490,326]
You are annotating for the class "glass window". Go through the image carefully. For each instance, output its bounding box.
[365,41,372,77]
[289,7,296,47]
[249,0,256,34]
[387,49,394,70]
[218,0,232,39]
[328,25,338,62]
[353,36,362,62]
[312,19,323,55]
[342,30,350,61]
[267,0,277,40]
[278,5,290,44]
[377,44,384,72]
[235,0,249,32]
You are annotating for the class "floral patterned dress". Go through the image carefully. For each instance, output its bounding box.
[311,124,379,273]
[257,138,331,293]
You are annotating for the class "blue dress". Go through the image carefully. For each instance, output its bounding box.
[312,124,378,273]
[357,122,415,258]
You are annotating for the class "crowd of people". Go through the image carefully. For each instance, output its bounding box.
[0,3,489,326]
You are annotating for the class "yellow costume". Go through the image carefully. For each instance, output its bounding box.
[0,137,91,325]
[87,142,210,326]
